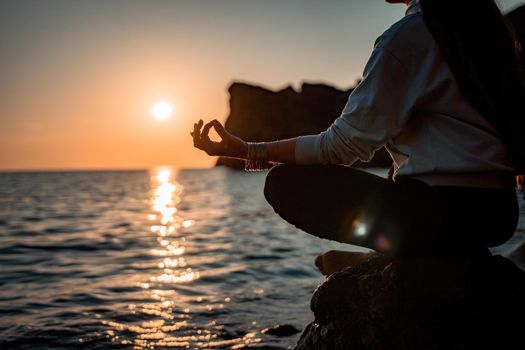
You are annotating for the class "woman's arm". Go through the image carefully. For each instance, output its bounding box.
[192,40,418,167]
[191,119,297,164]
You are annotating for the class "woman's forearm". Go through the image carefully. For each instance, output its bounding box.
[265,138,297,164]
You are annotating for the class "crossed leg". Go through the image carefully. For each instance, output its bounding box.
[263,164,403,275]
[263,164,517,276]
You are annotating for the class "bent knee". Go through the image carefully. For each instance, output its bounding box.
[264,164,299,207]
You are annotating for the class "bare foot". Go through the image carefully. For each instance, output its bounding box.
[315,250,377,276]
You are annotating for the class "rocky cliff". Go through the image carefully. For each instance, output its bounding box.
[215,82,392,169]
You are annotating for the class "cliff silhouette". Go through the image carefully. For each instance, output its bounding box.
[216,5,525,171]
[215,82,392,169]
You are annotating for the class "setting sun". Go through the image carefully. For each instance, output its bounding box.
[152,101,173,120]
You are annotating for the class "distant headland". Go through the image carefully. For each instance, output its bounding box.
[215,82,392,169]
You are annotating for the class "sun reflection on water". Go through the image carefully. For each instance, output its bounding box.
[102,167,262,348]
[149,167,199,285]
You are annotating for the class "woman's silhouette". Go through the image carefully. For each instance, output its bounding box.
[192,0,524,275]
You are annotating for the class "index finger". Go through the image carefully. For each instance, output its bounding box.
[209,119,228,138]
[201,121,214,141]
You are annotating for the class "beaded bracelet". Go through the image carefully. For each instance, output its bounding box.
[244,142,275,171]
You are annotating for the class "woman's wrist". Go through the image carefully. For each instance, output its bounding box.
[226,139,248,159]
[245,142,274,171]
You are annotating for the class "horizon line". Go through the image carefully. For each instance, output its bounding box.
[0,165,218,173]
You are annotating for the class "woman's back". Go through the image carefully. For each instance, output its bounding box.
[376,6,515,186]
[294,2,516,188]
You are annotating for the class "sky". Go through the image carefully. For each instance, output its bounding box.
[1,0,524,170]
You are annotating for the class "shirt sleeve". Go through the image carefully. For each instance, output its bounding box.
[295,46,418,165]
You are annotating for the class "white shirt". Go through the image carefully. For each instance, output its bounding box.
[295,0,515,188]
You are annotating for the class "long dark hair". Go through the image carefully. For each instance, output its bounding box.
[419,0,525,178]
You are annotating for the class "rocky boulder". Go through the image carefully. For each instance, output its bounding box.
[294,254,525,350]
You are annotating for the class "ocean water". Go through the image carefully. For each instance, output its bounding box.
[0,168,523,350]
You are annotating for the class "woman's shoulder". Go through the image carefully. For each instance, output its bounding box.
[374,13,434,58]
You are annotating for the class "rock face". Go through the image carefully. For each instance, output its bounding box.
[294,254,525,350]
[215,82,392,169]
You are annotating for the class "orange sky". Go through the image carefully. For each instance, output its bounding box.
[1,0,522,170]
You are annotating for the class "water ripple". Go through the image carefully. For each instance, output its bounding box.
[2,169,520,349]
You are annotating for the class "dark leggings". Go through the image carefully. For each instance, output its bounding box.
[264,164,519,257]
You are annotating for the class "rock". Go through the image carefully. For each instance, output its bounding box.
[261,324,301,337]
[216,82,392,170]
[294,254,525,350]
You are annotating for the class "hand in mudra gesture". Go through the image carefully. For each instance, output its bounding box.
[191,119,248,158]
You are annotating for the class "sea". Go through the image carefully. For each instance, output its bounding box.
[0,167,524,350]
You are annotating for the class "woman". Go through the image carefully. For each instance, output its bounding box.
[191,0,525,275]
